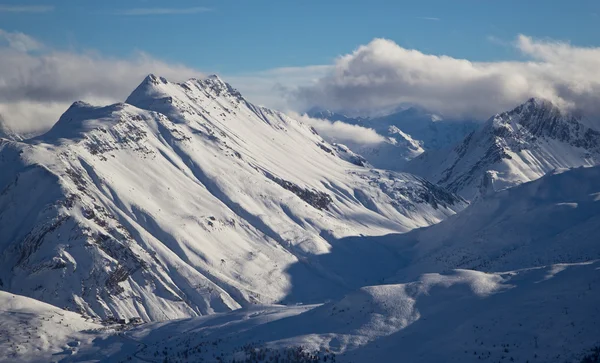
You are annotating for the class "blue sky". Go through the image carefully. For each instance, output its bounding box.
[1,0,599,73]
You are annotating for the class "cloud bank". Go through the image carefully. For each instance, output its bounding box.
[287,112,386,145]
[294,36,600,119]
[0,29,43,52]
[227,65,332,111]
[0,29,201,134]
[2,29,600,136]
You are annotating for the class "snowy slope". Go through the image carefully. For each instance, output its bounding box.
[0,74,465,322]
[343,126,426,171]
[366,107,479,151]
[407,99,600,200]
[3,122,599,362]
[63,164,600,363]
[65,261,600,363]
[394,165,600,279]
[0,291,103,363]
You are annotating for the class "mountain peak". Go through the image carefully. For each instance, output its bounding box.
[127,74,244,112]
[206,74,223,81]
[408,97,600,200]
[36,101,130,143]
[185,75,244,100]
[142,73,168,86]
[519,97,561,114]
[489,98,567,133]
[0,115,23,141]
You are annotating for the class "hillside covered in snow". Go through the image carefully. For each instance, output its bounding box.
[3,165,599,363]
[406,99,600,199]
[90,165,600,363]
[0,74,466,324]
[1,74,599,363]
[66,261,600,363]
[0,291,102,363]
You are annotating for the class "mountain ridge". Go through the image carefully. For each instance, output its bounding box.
[406,97,600,199]
[0,74,466,322]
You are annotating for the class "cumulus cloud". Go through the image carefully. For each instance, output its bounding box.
[0,101,68,137]
[0,30,202,134]
[293,36,600,120]
[287,112,386,145]
[4,29,600,136]
[226,65,332,111]
[0,29,43,52]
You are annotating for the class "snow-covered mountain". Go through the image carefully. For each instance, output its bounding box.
[0,291,102,362]
[0,74,466,323]
[5,165,599,363]
[0,115,23,141]
[66,261,600,363]
[406,98,600,200]
[366,107,479,151]
[308,107,478,170]
[395,165,600,279]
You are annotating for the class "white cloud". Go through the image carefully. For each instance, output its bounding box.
[117,7,212,15]
[0,30,202,135]
[293,36,600,120]
[0,101,69,137]
[225,65,332,111]
[0,5,53,13]
[286,112,386,145]
[3,29,600,137]
[0,29,43,52]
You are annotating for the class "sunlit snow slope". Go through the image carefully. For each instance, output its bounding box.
[0,74,465,322]
[395,165,600,279]
[64,264,600,362]
[62,164,600,363]
[0,291,102,363]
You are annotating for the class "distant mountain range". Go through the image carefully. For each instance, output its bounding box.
[308,107,478,170]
